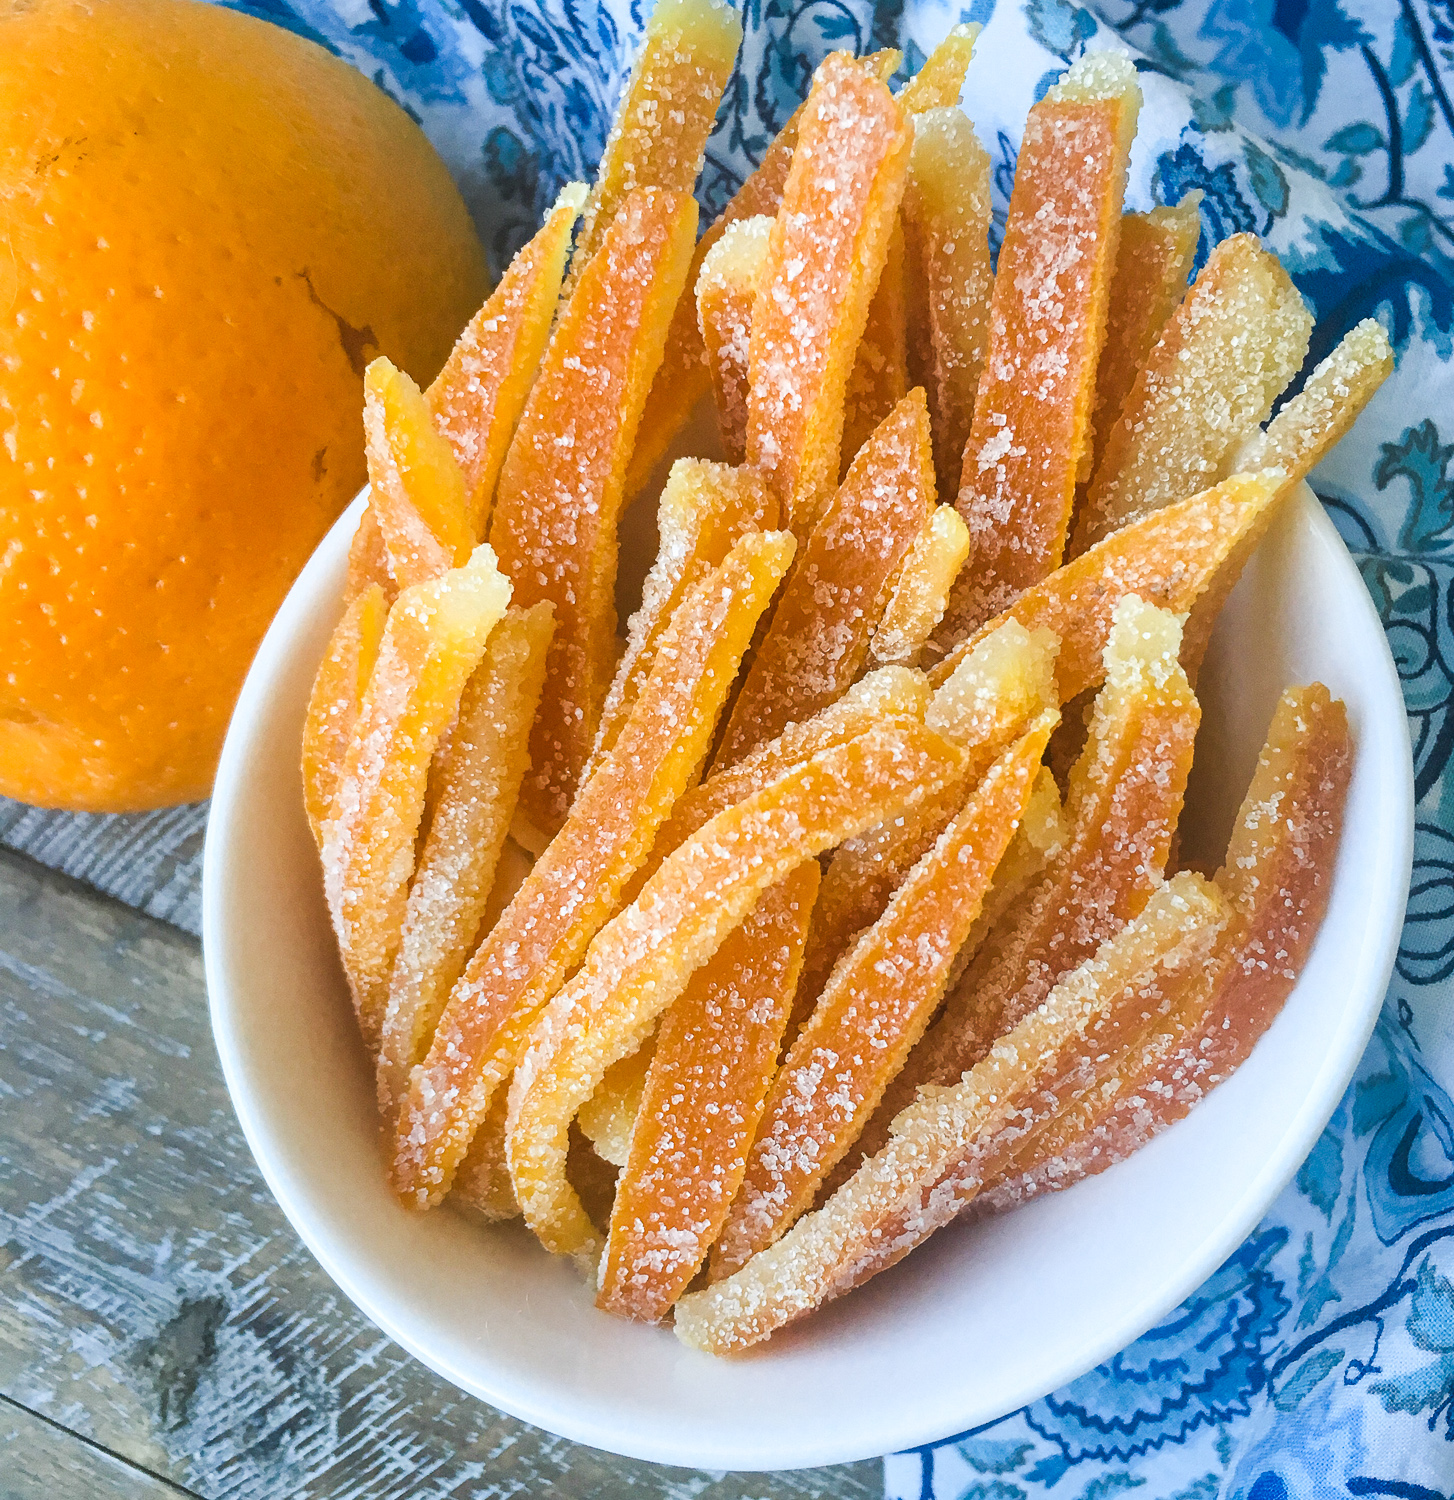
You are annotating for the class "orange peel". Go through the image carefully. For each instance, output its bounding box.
[944,53,1141,638]
[389,530,794,1206]
[625,49,903,498]
[585,460,774,782]
[696,217,774,465]
[321,545,512,1051]
[745,54,913,538]
[717,389,935,764]
[489,186,699,835]
[871,505,971,667]
[1072,233,1312,554]
[598,858,822,1319]
[714,710,1057,1277]
[929,470,1287,699]
[505,719,969,1263]
[674,872,1228,1352]
[895,23,979,113]
[840,219,909,476]
[569,0,741,285]
[902,107,993,503]
[302,581,387,844]
[427,183,585,535]
[376,602,554,1115]
[364,357,475,590]
[1085,196,1201,485]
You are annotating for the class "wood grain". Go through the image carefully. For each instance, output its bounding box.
[0,850,881,1499]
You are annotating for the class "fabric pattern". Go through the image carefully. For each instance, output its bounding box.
[6,0,1453,1492]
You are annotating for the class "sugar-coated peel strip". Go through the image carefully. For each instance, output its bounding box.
[792,620,1060,1027]
[489,187,699,835]
[505,721,969,1262]
[625,50,902,498]
[1236,319,1393,477]
[390,532,795,1206]
[629,666,930,907]
[578,1029,658,1168]
[364,358,475,590]
[981,683,1350,1210]
[1180,321,1394,684]
[745,54,913,538]
[871,505,971,666]
[426,184,586,536]
[344,505,395,604]
[1084,196,1201,486]
[718,389,935,764]
[568,0,741,284]
[901,107,993,505]
[302,583,387,844]
[943,53,1141,640]
[584,460,774,783]
[840,221,909,476]
[894,23,979,113]
[714,711,1057,1277]
[696,218,774,465]
[674,872,1228,1352]
[322,546,512,1052]
[1071,234,1313,554]
[861,597,1199,1163]
[928,470,1286,701]
[376,603,554,1115]
[598,859,821,1319]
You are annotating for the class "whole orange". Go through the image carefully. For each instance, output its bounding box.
[0,0,489,810]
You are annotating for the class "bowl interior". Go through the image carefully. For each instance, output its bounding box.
[203,484,1411,1471]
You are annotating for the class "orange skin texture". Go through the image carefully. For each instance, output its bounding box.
[598,858,821,1322]
[0,0,488,810]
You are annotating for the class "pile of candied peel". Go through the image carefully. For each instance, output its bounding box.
[304,0,1386,1354]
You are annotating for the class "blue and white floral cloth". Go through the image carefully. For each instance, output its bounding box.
[33,0,1451,1492]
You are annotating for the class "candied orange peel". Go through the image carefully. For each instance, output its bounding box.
[717,388,936,764]
[696,217,774,465]
[427,183,585,535]
[505,720,968,1263]
[569,0,741,284]
[1073,234,1312,554]
[585,460,774,782]
[626,49,903,498]
[598,858,822,1320]
[1085,196,1201,486]
[322,545,512,1052]
[895,23,979,113]
[675,872,1228,1352]
[944,52,1141,640]
[302,581,387,844]
[715,709,1057,1277]
[871,504,971,666]
[745,54,914,538]
[390,530,794,1207]
[376,602,553,1115]
[364,357,475,590]
[902,106,993,503]
[489,186,699,835]
[840,221,909,477]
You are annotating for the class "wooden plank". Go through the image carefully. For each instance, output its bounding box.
[1,1396,194,1499]
[0,851,881,1499]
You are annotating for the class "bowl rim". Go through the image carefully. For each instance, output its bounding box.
[202,481,1413,1470]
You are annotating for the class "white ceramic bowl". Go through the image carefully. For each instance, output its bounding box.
[203,482,1412,1471]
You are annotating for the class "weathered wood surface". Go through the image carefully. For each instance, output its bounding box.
[0,850,882,1499]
